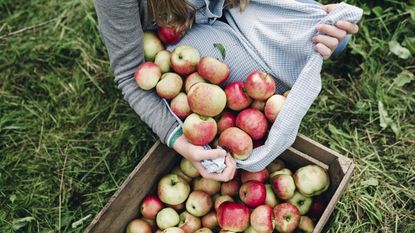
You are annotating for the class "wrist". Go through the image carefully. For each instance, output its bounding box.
[167,126,183,148]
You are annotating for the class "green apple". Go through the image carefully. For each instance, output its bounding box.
[287,191,312,215]
[293,165,330,197]
[156,207,180,230]
[144,32,164,61]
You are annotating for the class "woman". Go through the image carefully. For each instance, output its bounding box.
[94,0,359,181]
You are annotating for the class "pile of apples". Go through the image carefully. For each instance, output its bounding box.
[127,157,330,233]
[135,32,289,159]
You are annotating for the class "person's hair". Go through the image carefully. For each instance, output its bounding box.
[148,0,249,30]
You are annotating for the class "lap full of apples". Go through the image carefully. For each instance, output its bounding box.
[127,32,329,233]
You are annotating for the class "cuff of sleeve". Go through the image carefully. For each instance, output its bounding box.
[332,35,350,57]
[167,125,183,148]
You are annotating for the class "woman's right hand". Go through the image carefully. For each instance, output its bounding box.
[172,134,237,182]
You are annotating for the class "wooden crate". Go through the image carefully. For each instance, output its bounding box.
[84,134,354,233]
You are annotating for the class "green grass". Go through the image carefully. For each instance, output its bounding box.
[0,0,414,232]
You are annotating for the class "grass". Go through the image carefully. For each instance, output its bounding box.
[0,0,414,232]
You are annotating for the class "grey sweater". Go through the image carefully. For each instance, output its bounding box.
[94,0,179,144]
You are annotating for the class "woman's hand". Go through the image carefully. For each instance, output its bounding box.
[314,4,360,59]
[173,134,237,182]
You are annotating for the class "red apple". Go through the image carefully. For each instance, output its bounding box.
[298,216,314,233]
[140,195,164,219]
[187,83,227,117]
[244,71,276,100]
[198,56,230,84]
[158,174,190,205]
[250,100,266,111]
[273,203,300,233]
[293,165,330,197]
[183,113,217,146]
[127,219,152,233]
[158,26,184,45]
[156,72,183,99]
[154,50,171,73]
[225,82,253,111]
[250,205,274,233]
[267,159,286,173]
[144,32,164,61]
[217,111,237,133]
[134,62,162,90]
[185,72,206,93]
[221,178,240,197]
[264,95,286,123]
[309,196,327,218]
[214,195,234,211]
[272,174,296,200]
[236,108,268,140]
[218,127,253,160]
[186,191,213,217]
[170,92,192,120]
[240,169,269,183]
[239,181,266,208]
[193,177,221,196]
[178,211,202,233]
[217,202,250,232]
[180,158,200,178]
[264,184,279,207]
[171,45,200,75]
[201,211,218,229]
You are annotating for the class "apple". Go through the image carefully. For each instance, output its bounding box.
[187,83,227,117]
[240,169,269,183]
[134,62,162,90]
[158,174,190,205]
[218,127,253,160]
[214,195,234,211]
[156,207,180,230]
[244,71,276,100]
[264,184,279,207]
[217,110,237,133]
[193,177,221,196]
[250,100,266,111]
[194,228,213,233]
[264,95,286,123]
[162,227,185,233]
[186,191,213,217]
[158,26,184,45]
[267,159,286,173]
[156,230,163,233]
[287,191,312,215]
[272,174,296,200]
[239,181,266,208]
[154,50,171,73]
[244,226,258,233]
[140,195,164,219]
[126,219,152,233]
[293,165,330,197]
[170,92,192,120]
[236,108,268,140]
[201,211,218,229]
[178,211,202,233]
[298,216,314,233]
[224,82,253,111]
[309,196,327,217]
[156,72,183,99]
[180,158,200,178]
[169,203,185,212]
[144,32,164,61]
[221,178,240,197]
[185,72,206,93]
[250,205,274,233]
[142,218,157,232]
[171,166,192,183]
[183,113,217,146]
[283,90,290,97]
[253,138,266,149]
[197,56,230,84]
[219,230,235,233]
[269,168,292,180]
[217,201,250,232]
[273,203,300,233]
[171,45,200,75]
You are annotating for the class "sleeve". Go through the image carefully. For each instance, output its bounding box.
[94,0,181,145]
[192,0,225,24]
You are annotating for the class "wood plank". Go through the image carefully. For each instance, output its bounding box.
[293,134,341,165]
[280,147,329,170]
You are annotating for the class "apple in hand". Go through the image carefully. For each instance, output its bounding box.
[221,178,240,197]
[183,113,217,146]
[236,108,268,140]
[198,56,230,84]
[156,207,180,230]
[240,169,269,183]
[264,184,279,207]
[140,195,164,219]
[217,110,237,133]
[127,219,152,233]
[267,159,286,173]
[180,158,200,178]
[244,71,276,100]
[170,92,192,120]
[158,174,190,205]
[171,45,200,75]
[250,205,274,233]
[156,72,183,99]
[298,216,314,233]
[188,83,227,117]
[154,50,171,73]
[193,177,221,196]
[293,165,330,197]
[178,211,202,233]
[186,191,213,217]
[185,72,206,93]
[225,82,252,111]
[162,227,185,233]
[239,181,266,208]
[201,211,218,229]
[143,32,164,61]
[218,127,253,160]
[214,195,234,211]
[134,62,162,90]
[273,203,300,233]
[287,191,312,215]
[158,26,185,45]
[272,174,296,200]
[264,95,286,123]
[217,201,250,232]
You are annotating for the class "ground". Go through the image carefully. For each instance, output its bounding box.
[0,0,414,232]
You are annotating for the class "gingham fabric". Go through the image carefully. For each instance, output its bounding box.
[166,0,363,172]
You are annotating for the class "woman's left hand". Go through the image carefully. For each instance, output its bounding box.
[313,4,360,59]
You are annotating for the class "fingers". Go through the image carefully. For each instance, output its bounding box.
[313,35,339,51]
[192,147,227,161]
[314,43,332,60]
[316,24,347,42]
[336,21,359,34]
[322,4,337,12]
